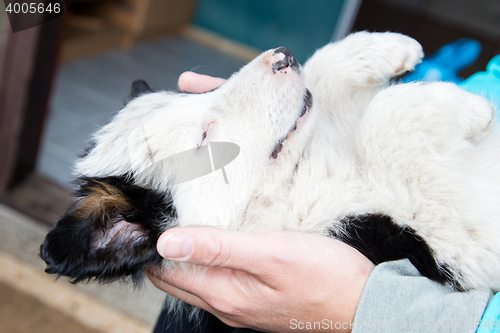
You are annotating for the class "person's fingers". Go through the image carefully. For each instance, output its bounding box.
[178,71,226,93]
[149,258,268,304]
[148,268,210,309]
[147,269,245,328]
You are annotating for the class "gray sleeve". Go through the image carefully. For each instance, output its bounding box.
[352,259,492,333]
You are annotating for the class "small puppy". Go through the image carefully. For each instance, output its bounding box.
[41,32,500,292]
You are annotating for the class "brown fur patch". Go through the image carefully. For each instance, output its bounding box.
[73,181,133,223]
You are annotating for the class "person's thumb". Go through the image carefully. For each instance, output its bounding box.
[178,72,226,93]
[156,226,274,274]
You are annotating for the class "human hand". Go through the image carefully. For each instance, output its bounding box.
[178,71,226,93]
[149,73,374,332]
[148,227,374,332]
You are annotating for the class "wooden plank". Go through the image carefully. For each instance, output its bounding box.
[0,24,41,190]
[122,0,150,46]
[0,174,73,226]
[0,14,68,224]
[60,27,125,62]
[183,25,261,62]
[13,17,65,185]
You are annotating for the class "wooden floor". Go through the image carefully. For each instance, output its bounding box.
[0,281,102,333]
[0,203,165,332]
[37,34,247,187]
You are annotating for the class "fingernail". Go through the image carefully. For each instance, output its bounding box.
[157,234,194,260]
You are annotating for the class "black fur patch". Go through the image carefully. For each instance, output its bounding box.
[130,79,154,99]
[335,214,455,286]
[40,175,177,284]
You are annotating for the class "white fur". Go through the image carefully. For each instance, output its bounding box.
[76,32,500,291]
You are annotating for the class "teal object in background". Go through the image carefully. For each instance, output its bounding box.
[402,39,482,84]
[193,0,346,63]
[399,37,499,115]
[459,55,500,113]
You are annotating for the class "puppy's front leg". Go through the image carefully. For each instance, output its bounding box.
[303,31,423,89]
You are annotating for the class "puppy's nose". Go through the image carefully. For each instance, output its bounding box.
[272,47,299,73]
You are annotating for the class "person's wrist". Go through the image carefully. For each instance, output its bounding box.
[313,248,374,333]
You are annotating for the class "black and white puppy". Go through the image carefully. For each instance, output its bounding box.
[41,32,500,292]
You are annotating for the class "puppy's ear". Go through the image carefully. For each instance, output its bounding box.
[130,79,153,99]
[40,176,176,284]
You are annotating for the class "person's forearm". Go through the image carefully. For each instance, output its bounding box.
[352,259,492,333]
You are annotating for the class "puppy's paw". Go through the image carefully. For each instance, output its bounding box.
[356,31,423,82]
[385,33,424,76]
[409,82,496,141]
[363,82,495,149]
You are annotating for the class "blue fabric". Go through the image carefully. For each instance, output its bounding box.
[402,39,481,83]
[477,293,500,333]
[459,55,500,115]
